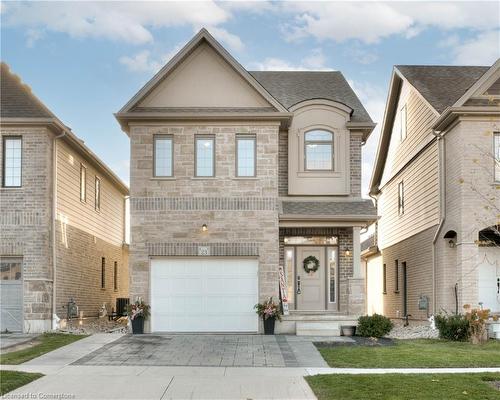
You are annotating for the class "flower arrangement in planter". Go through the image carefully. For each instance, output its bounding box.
[254,297,282,335]
[464,304,490,344]
[127,297,150,334]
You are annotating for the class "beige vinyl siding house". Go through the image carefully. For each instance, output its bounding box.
[116,29,377,334]
[366,61,500,321]
[0,63,129,332]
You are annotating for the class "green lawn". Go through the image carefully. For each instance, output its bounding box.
[306,373,500,400]
[0,370,44,395]
[0,333,87,365]
[317,339,500,368]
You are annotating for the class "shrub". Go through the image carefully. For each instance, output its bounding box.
[435,314,470,341]
[357,314,393,338]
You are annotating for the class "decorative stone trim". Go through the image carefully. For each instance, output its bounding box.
[147,242,260,256]
[131,197,278,211]
[0,211,44,226]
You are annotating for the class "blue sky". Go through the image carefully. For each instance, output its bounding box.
[1,1,499,194]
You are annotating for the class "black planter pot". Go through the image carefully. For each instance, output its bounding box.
[263,317,275,335]
[131,316,144,334]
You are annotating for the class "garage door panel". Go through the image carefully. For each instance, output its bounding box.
[150,258,258,332]
[0,283,23,332]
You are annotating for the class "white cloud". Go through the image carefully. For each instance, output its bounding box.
[345,47,379,65]
[119,43,185,73]
[449,30,500,65]
[249,48,330,71]
[205,26,244,52]
[1,1,244,51]
[280,2,500,44]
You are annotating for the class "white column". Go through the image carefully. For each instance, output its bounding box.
[353,226,362,278]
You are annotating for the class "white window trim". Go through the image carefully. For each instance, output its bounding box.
[80,164,87,203]
[2,136,22,188]
[398,181,405,215]
[327,247,338,304]
[95,176,101,212]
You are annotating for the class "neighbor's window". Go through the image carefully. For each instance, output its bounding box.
[494,132,500,182]
[236,135,256,177]
[328,247,338,303]
[394,260,399,293]
[398,181,405,215]
[2,137,22,187]
[0,257,22,280]
[101,257,105,289]
[382,263,387,294]
[113,261,118,291]
[95,177,101,211]
[305,130,334,170]
[400,105,407,141]
[154,135,173,177]
[80,164,87,202]
[195,136,215,177]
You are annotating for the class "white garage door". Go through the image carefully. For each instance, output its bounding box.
[150,258,258,332]
[478,249,500,313]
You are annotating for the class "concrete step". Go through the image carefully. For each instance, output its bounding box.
[296,321,341,336]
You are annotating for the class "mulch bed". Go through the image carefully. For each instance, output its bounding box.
[314,336,395,348]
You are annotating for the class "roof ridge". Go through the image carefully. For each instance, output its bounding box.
[396,64,489,68]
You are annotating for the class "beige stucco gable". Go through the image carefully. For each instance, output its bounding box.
[138,43,271,109]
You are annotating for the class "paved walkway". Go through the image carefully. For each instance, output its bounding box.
[72,334,332,367]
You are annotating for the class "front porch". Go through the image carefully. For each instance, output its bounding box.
[276,311,360,336]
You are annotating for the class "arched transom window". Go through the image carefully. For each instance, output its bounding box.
[305,130,334,170]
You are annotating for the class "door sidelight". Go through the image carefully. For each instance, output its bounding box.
[297,275,301,294]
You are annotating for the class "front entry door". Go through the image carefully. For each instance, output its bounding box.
[296,247,325,310]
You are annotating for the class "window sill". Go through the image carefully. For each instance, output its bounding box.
[394,291,400,294]
[150,177,176,181]
[1,186,23,190]
[191,177,217,180]
[232,177,258,180]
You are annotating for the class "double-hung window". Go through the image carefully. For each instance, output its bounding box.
[80,164,87,202]
[2,137,22,187]
[95,176,101,211]
[305,130,334,170]
[236,135,256,177]
[494,132,500,182]
[195,136,215,177]
[154,135,173,177]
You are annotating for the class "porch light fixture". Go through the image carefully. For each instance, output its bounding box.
[344,248,351,257]
[202,224,208,232]
[448,239,456,248]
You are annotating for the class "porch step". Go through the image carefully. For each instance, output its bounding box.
[296,321,341,336]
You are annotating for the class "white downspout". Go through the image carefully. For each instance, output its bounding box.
[52,130,65,330]
[431,134,446,315]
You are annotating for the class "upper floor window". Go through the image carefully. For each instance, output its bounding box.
[2,136,22,187]
[494,132,500,182]
[398,181,405,215]
[0,256,22,280]
[400,105,407,141]
[80,164,87,202]
[236,135,256,177]
[154,135,173,177]
[95,176,101,211]
[304,130,333,170]
[195,136,215,177]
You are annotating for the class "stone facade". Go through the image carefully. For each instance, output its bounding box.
[129,123,281,321]
[0,126,129,332]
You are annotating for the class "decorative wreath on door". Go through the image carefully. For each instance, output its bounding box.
[303,255,320,273]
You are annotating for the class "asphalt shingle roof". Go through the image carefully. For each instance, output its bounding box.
[250,71,373,123]
[281,200,376,216]
[396,65,489,114]
[1,62,54,119]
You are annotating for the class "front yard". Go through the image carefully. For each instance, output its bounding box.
[0,371,44,396]
[316,339,500,368]
[0,333,87,365]
[306,373,500,400]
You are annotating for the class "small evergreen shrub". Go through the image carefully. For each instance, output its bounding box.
[357,314,394,337]
[435,314,470,341]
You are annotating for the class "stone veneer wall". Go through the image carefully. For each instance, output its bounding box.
[0,127,54,332]
[129,123,281,330]
[279,227,353,313]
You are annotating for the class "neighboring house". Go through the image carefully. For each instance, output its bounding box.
[115,29,376,334]
[367,60,500,321]
[0,63,129,333]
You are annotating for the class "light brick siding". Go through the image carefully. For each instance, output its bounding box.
[129,123,280,327]
[0,127,54,330]
[380,226,436,320]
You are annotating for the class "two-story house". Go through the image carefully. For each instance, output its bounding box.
[367,60,500,321]
[116,29,376,334]
[0,63,129,332]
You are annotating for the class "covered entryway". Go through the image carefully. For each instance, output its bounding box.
[478,248,500,313]
[0,257,23,332]
[150,258,258,332]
